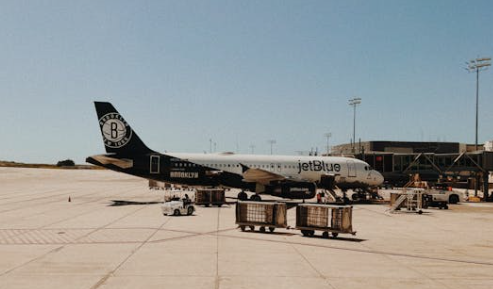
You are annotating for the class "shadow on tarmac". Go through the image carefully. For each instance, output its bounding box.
[109,200,162,206]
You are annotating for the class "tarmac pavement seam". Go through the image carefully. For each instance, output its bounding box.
[214,232,493,267]
[0,187,146,243]
[215,205,221,289]
[289,242,337,289]
[0,198,154,277]
[88,217,172,289]
[354,231,456,289]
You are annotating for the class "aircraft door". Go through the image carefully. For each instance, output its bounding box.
[150,155,160,174]
[347,160,356,177]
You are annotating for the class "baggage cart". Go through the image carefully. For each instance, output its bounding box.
[195,188,225,207]
[296,204,356,238]
[235,201,287,233]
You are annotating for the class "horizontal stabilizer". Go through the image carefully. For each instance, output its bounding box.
[87,154,133,169]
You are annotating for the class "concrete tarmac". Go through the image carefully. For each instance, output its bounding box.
[0,167,492,289]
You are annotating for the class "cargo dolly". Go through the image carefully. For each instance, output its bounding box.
[296,204,356,238]
[195,188,226,207]
[235,201,287,233]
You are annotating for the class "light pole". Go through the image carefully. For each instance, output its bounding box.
[249,144,255,154]
[267,139,276,155]
[466,57,491,151]
[324,132,332,155]
[348,97,361,153]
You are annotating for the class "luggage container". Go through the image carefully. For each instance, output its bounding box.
[235,201,287,233]
[195,188,225,207]
[149,180,172,190]
[296,204,356,238]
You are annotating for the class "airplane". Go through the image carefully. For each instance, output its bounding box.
[86,102,384,201]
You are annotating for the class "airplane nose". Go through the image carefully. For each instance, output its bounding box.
[373,170,384,185]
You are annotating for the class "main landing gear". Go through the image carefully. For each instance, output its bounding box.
[237,191,262,201]
[237,191,248,201]
[250,194,261,201]
[350,188,383,203]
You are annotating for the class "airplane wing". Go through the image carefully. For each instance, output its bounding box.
[240,164,302,185]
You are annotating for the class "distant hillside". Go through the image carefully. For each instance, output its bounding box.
[0,161,104,170]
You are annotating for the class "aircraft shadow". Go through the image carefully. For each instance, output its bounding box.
[109,200,162,207]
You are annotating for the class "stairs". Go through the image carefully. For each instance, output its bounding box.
[389,190,424,214]
[390,194,408,212]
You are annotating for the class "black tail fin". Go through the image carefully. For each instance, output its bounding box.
[94,102,153,155]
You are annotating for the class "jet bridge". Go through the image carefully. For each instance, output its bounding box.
[356,151,493,200]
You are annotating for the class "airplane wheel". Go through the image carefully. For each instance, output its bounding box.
[332,232,338,238]
[309,230,315,237]
[174,209,181,216]
[238,192,248,201]
[269,227,275,233]
[301,230,310,237]
[250,194,261,201]
[249,226,255,231]
[322,232,329,238]
[240,225,246,231]
[259,227,266,233]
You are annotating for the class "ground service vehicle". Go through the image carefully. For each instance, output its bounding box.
[162,198,195,216]
[432,183,462,204]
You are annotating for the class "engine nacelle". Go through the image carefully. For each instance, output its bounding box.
[266,182,316,199]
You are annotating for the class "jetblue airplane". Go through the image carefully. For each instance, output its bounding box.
[86,102,384,201]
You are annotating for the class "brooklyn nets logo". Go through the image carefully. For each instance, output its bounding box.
[99,113,133,148]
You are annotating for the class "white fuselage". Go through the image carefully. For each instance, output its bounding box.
[168,152,384,188]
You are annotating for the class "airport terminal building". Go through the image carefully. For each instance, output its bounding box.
[331,141,493,198]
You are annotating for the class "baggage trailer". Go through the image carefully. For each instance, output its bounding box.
[235,201,287,233]
[195,188,225,207]
[296,204,356,238]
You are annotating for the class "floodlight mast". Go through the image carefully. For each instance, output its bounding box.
[466,57,491,151]
[249,144,255,154]
[324,132,332,155]
[348,97,361,153]
[267,139,276,155]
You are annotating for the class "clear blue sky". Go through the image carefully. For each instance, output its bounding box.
[1,0,492,164]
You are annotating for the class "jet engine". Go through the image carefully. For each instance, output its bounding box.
[266,182,316,199]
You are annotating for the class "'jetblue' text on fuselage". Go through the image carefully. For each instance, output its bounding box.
[297,160,341,174]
